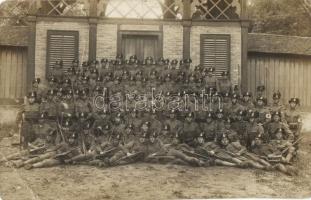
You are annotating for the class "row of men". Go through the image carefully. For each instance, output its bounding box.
[47,57,234,95]
[2,108,298,175]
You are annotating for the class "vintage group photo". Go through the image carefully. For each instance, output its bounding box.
[0,0,310,199]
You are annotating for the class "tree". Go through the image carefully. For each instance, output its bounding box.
[248,0,311,36]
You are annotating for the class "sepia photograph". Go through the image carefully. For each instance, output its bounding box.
[0,0,310,199]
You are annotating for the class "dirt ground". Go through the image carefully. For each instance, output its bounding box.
[0,132,311,200]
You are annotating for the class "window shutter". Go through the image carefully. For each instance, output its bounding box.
[46,30,79,76]
[200,34,230,77]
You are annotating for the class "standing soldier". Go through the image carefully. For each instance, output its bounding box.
[231,110,247,145]
[240,92,255,110]
[203,67,217,91]
[256,85,266,99]
[217,71,232,94]
[51,60,64,81]
[270,91,284,113]
[254,96,271,125]
[284,98,302,139]
[21,91,40,148]
[228,93,243,115]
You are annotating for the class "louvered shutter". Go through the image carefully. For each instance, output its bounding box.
[200,34,230,77]
[46,30,79,76]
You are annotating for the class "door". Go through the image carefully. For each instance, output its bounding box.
[121,34,160,61]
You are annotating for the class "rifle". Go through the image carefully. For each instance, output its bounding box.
[56,114,66,142]
[282,137,303,155]
[110,151,144,166]
[182,149,212,161]
[95,147,118,159]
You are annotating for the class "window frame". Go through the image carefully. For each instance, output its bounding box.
[46,30,79,78]
[200,34,231,77]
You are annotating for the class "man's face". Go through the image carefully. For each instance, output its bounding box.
[290,102,297,109]
[206,118,212,123]
[276,132,283,140]
[232,98,237,104]
[208,72,213,77]
[244,96,250,102]
[237,115,242,121]
[257,100,264,106]
[255,138,262,146]
[139,137,145,143]
[198,137,204,144]
[142,124,149,132]
[221,137,229,146]
[186,117,193,123]
[150,136,155,143]
[169,113,175,119]
[28,97,35,104]
[68,138,75,145]
[273,115,280,122]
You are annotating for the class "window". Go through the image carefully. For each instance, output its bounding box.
[46,30,79,76]
[200,34,230,77]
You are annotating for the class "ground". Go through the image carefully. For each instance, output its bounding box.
[0,131,311,200]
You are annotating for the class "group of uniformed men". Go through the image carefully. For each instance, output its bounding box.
[0,55,303,176]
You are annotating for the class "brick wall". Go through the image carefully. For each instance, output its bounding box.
[35,21,89,81]
[97,23,184,61]
[163,24,183,60]
[97,24,118,60]
[190,24,242,85]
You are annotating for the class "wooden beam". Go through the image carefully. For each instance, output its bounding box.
[183,21,191,59]
[88,18,98,61]
[183,0,192,20]
[26,15,36,93]
[240,0,248,19]
[89,0,98,17]
[241,21,250,93]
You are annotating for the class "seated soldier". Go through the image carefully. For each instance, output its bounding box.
[180,112,201,146]
[145,132,206,167]
[227,93,243,115]
[23,132,82,170]
[251,134,298,176]
[266,111,294,141]
[269,128,296,164]
[199,111,216,142]
[244,111,266,150]
[1,127,57,167]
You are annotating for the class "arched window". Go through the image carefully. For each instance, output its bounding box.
[104,0,183,20]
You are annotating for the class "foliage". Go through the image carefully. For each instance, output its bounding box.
[248,0,311,36]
